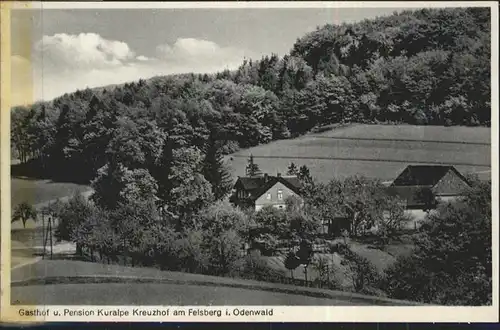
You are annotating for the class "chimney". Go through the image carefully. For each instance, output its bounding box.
[277,172,281,177]
[264,173,269,182]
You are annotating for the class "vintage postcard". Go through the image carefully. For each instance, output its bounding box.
[1,1,498,323]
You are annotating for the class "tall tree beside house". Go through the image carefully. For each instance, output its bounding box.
[286,162,299,176]
[12,202,37,228]
[246,154,262,177]
[297,164,316,196]
[297,165,313,183]
[202,137,234,201]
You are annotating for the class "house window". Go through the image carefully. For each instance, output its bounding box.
[266,193,271,200]
[277,189,283,200]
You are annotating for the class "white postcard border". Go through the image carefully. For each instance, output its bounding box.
[1,1,499,324]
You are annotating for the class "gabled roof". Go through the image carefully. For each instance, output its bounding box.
[388,165,471,208]
[235,175,302,201]
[391,165,467,187]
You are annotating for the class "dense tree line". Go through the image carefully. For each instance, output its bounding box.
[12,8,490,186]
[45,158,491,304]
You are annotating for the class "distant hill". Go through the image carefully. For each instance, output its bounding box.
[11,7,491,186]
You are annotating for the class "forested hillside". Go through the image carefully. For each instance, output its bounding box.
[12,7,491,188]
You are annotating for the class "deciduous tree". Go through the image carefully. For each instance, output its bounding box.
[12,202,37,228]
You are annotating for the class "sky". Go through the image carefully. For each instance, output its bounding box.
[10,6,410,106]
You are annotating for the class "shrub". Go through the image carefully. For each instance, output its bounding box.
[343,249,381,294]
[252,206,288,238]
[350,255,380,293]
[311,255,342,289]
[205,228,243,276]
[175,229,210,274]
[383,254,434,302]
[239,251,286,282]
[284,251,301,277]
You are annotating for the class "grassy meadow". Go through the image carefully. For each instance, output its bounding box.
[225,124,491,183]
[11,178,90,209]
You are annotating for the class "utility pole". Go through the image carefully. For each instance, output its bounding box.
[49,215,53,259]
[43,211,51,259]
[41,210,45,259]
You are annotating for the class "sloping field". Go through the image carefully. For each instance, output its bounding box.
[226,124,491,183]
[11,178,89,209]
[318,124,491,143]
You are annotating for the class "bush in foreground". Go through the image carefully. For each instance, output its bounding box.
[383,181,492,305]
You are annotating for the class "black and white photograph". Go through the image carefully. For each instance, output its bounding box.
[1,1,498,321]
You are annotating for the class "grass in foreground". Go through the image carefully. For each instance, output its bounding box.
[11,259,418,306]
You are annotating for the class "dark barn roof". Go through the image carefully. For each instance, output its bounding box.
[388,165,470,208]
[236,175,302,201]
[391,165,464,187]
